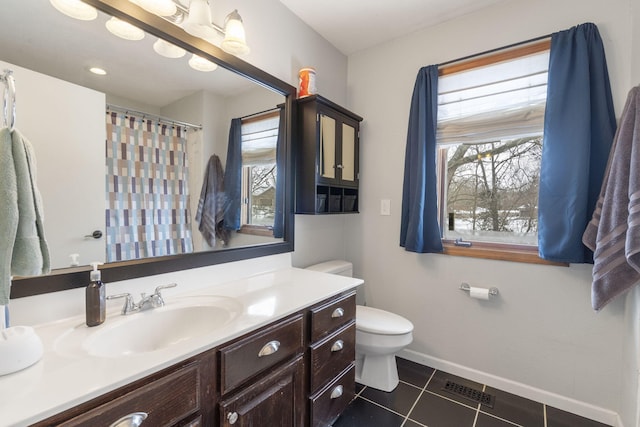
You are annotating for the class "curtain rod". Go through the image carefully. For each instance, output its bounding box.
[439,32,552,68]
[239,107,280,121]
[106,104,203,130]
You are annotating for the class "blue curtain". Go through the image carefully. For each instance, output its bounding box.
[538,23,616,263]
[273,107,286,238]
[223,118,242,230]
[400,65,444,253]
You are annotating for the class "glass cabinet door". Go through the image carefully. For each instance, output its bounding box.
[341,123,356,183]
[319,114,336,179]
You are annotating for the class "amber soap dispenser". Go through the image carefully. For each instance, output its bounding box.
[86,262,105,327]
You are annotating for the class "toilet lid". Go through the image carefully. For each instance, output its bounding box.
[356,305,414,335]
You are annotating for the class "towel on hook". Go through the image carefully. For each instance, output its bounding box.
[195,155,229,247]
[583,86,640,310]
[0,127,50,305]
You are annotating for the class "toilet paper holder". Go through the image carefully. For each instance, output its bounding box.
[459,282,499,297]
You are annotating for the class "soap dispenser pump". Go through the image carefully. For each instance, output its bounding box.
[86,262,105,327]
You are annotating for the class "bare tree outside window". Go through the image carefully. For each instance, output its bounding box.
[443,136,542,245]
[247,164,277,226]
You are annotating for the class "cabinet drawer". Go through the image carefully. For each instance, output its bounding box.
[310,322,355,392]
[220,314,304,394]
[58,363,200,427]
[309,364,355,427]
[310,293,356,342]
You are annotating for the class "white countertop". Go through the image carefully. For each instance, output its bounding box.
[0,267,363,427]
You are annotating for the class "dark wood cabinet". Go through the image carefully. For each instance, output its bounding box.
[218,313,306,427]
[33,292,357,427]
[307,291,357,427]
[296,95,363,214]
[32,349,217,427]
[219,356,305,427]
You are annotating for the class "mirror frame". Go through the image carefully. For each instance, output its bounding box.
[10,0,296,298]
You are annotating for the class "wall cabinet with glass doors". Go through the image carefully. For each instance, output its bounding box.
[296,95,363,214]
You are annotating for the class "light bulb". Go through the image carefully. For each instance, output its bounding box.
[105,17,145,41]
[49,0,97,21]
[188,54,218,72]
[153,39,186,59]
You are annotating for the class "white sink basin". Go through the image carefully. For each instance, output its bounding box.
[54,295,242,358]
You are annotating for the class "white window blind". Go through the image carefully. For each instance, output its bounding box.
[437,50,550,145]
[241,115,279,165]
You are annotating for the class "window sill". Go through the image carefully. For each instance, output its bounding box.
[238,225,274,237]
[441,240,568,266]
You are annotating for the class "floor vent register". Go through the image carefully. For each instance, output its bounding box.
[442,380,495,408]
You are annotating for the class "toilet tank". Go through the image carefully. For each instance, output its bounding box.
[305,260,353,277]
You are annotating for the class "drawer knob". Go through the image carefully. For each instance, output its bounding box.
[109,412,148,427]
[258,340,280,357]
[227,412,239,425]
[331,340,344,352]
[331,307,345,318]
[330,385,344,399]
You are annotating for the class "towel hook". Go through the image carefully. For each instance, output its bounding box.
[1,69,16,131]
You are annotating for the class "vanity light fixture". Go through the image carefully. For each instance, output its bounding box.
[105,16,145,41]
[220,10,250,56]
[49,0,97,21]
[177,0,250,56]
[188,54,218,72]
[153,39,187,58]
[182,0,217,40]
[129,0,177,17]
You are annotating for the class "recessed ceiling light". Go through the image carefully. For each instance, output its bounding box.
[89,67,107,76]
[49,0,98,21]
[105,17,145,41]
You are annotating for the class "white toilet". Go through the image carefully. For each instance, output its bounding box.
[305,260,414,392]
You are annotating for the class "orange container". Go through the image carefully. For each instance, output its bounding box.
[298,67,316,98]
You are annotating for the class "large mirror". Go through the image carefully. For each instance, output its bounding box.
[2,0,295,298]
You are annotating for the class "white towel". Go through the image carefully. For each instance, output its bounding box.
[583,86,640,310]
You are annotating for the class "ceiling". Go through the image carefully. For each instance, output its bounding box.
[278,0,509,55]
[0,0,509,110]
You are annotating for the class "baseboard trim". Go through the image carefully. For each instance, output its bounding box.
[398,349,622,427]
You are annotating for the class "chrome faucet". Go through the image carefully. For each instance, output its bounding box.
[107,283,177,315]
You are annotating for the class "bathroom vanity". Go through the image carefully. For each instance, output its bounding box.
[1,268,361,427]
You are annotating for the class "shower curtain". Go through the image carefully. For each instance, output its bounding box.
[105,111,193,262]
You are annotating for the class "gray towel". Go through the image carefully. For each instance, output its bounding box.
[195,155,229,247]
[583,86,640,310]
[0,128,50,305]
[0,128,18,305]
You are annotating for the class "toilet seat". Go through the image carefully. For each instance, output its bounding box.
[356,305,413,335]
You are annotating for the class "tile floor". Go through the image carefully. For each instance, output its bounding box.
[332,358,612,427]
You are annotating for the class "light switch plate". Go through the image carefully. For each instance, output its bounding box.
[380,199,391,216]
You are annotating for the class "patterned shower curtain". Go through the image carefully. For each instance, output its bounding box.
[105,111,193,262]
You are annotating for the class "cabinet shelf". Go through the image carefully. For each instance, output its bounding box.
[296,95,363,215]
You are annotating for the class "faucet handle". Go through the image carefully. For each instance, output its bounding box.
[107,293,135,315]
[154,283,177,295]
[151,283,177,307]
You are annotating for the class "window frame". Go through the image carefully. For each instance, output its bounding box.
[238,110,280,237]
[435,39,565,266]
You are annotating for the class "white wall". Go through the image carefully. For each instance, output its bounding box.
[622,2,640,425]
[1,60,106,270]
[345,0,635,422]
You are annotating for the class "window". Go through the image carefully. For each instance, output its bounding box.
[435,41,556,263]
[239,111,279,236]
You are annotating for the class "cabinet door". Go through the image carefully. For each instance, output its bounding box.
[220,356,305,427]
[340,122,357,184]
[319,113,337,181]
